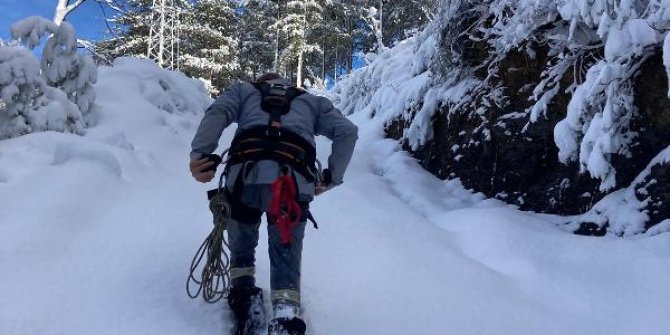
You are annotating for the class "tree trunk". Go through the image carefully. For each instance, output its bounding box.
[377,0,385,53]
[54,0,69,25]
[334,43,338,83]
[273,1,280,72]
[296,0,307,88]
[54,0,87,25]
[297,52,304,88]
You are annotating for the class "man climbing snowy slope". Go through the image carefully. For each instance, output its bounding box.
[189,73,358,335]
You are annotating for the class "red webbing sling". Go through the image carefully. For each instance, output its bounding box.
[269,175,302,244]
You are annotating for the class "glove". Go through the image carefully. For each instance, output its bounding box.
[315,169,334,196]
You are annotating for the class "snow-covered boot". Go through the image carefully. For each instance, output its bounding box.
[227,286,266,335]
[267,317,306,335]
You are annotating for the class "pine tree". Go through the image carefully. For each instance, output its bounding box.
[96,0,151,60]
[376,0,437,47]
[94,0,435,90]
[239,0,278,81]
[322,0,372,77]
[96,0,191,63]
[274,0,325,87]
[180,0,240,92]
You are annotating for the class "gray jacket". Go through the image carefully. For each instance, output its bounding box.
[191,79,358,206]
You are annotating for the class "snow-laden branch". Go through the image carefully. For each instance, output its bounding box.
[10,16,59,48]
[467,0,670,191]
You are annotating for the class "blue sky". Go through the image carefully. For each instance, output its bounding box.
[0,0,110,42]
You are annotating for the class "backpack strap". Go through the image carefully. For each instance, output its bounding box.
[252,82,306,132]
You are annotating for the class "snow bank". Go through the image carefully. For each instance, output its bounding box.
[304,111,670,334]
[0,56,211,185]
[106,57,211,116]
[0,56,216,334]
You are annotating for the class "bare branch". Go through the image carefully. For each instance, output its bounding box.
[65,0,87,13]
[77,38,113,65]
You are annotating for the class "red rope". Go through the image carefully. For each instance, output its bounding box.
[269,175,302,244]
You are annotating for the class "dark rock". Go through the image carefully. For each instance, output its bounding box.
[573,221,608,237]
[635,162,670,230]
[386,40,670,233]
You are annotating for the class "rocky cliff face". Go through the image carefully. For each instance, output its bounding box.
[333,0,670,236]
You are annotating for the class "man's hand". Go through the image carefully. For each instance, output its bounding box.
[315,168,334,196]
[315,183,333,196]
[190,157,216,183]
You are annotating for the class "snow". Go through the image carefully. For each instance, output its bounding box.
[2,58,670,335]
[106,57,211,116]
[604,19,659,62]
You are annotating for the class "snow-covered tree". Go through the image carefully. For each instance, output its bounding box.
[376,0,437,47]
[96,0,154,59]
[96,0,191,61]
[363,4,386,54]
[180,0,240,92]
[275,0,325,87]
[238,0,278,81]
[11,16,97,117]
[0,45,84,139]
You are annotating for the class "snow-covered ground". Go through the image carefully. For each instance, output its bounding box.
[1,59,670,335]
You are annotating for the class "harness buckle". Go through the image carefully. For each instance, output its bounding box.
[266,126,282,137]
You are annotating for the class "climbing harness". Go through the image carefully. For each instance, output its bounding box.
[225,82,317,182]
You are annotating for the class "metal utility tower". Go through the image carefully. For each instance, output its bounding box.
[147,0,181,70]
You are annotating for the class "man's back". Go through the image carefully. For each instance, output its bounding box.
[191,78,358,194]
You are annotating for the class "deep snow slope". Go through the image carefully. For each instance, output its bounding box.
[1,59,670,335]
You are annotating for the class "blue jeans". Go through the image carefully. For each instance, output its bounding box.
[227,197,308,313]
